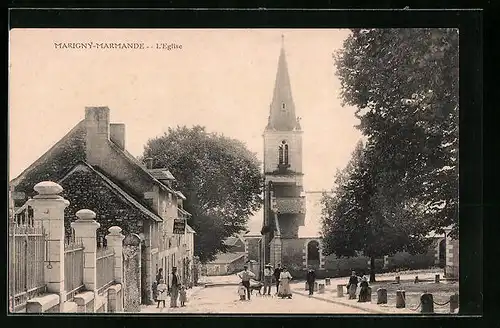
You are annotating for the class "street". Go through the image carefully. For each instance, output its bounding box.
[140,284,369,314]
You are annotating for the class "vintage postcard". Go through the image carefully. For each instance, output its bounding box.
[9,27,460,314]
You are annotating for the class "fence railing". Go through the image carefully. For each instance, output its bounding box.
[96,246,115,295]
[9,219,46,312]
[64,237,85,301]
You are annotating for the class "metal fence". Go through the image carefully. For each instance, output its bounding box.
[9,205,46,312]
[96,246,115,294]
[64,233,85,301]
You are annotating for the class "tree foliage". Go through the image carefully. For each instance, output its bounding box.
[334,28,459,238]
[143,126,263,263]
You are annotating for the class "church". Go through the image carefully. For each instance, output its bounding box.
[244,37,327,279]
[243,36,454,280]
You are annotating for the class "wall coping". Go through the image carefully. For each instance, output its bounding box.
[95,294,106,310]
[107,283,122,293]
[26,293,60,312]
[61,301,78,313]
[74,291,95,305]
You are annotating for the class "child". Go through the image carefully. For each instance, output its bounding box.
[152,281,158,302]
[238,282,246,301]
[156,279,168,308]
[179,285,187,307]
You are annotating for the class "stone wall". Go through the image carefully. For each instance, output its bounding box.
[59,163,146,240]
[123,234,142,312]
[445,237,459,279]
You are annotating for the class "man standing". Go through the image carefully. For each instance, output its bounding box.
[237,265,255,300]
[306,267,316,296]
[168,267,181,308]
[273,263,282,295]
[263,264,273,296]
[347,270,359,300]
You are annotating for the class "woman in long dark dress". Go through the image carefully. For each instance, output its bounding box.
[358,276,369,302]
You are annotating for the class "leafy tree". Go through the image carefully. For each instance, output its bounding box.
[334,28,459,238]
[322,142,432,282]
[142,126,263,263]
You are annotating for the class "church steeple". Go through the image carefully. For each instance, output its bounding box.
[266,35,300,131]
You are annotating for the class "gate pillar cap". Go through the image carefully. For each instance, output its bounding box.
[76,209,97,220]
[34,181,64,195]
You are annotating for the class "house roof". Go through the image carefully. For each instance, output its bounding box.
[148,168,176,181]
[223,235,245,247]
[59,162,163,222]
[10,120,87,188]
[209,252,246,264]
[175,191,186,200]
[186,225,196,234]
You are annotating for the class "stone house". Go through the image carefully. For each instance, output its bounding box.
[10,106,195,304]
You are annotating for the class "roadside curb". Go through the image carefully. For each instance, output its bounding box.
[292,290,389,314]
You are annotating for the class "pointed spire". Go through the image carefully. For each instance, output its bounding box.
[266,34,299,131]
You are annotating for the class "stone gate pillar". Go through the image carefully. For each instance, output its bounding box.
[123,234,142,312]
[28,181,70,312]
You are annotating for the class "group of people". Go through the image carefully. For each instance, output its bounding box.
[152,267,187,308]
[346,270,370,302]
[237,263,294,300]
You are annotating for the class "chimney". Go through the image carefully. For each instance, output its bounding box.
[85,106,110,166]
[110,123,126,150]
[145,157,153,169]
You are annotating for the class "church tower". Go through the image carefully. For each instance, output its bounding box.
[261,36,306,269]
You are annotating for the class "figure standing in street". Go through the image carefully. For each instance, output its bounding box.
[273,263,282,295]
[278,267,293,299]
[306,267,316,296]
[179,285,187,307]
[358,276,370,302]
[156,268,164,283]
[156,279,168,308]
[263,264,273,296]
[237,265,256,300]
[169,267,181,308]
[152,280,158,303]
[347,271,359,300]
[238,282,247,301]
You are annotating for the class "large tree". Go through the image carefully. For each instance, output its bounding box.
[322,142,433,282]
[334,28,459,238]
[142,126,263,263]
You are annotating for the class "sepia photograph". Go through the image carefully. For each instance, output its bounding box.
[8,26,461,315]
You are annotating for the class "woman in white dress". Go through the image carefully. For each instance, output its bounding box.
[278,267,293,299]
[156,279,168,308]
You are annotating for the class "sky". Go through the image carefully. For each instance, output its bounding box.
[9,28,362,194]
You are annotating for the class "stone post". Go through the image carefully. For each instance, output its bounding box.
[336,284,344,297]
[105,226,125,284]
[105,226,125,313]
[318,283,325,294]
[396,290,406,308]
[450,293,459,313]
[71,210,100,298]
[28,181,70,311]
[123,234,142,312]
[377,288,387,304]
[435,274,440,283]
[420,293,434,313]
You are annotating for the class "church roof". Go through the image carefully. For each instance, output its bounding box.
[266,36,301,132]
[209,252,246,265]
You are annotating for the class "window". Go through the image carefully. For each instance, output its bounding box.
[278,140,289,166]
[281,102,286,111]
